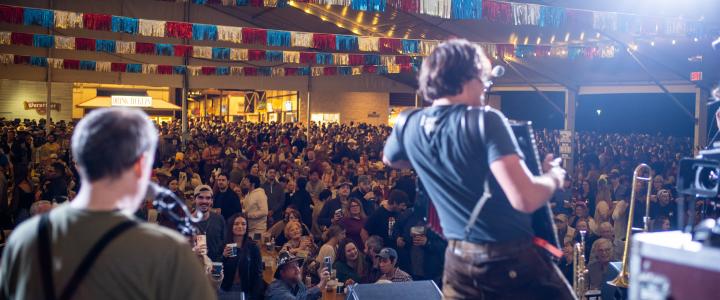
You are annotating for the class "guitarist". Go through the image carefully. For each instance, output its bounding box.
[382,39,574,299]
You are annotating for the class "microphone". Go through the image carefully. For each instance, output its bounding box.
[491,65,505,78]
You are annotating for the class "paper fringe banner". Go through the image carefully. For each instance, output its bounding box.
[0,53,415,77]
[0,4,665,59]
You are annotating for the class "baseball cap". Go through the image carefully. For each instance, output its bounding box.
[193,184,213,196]
[336,181,353,189]
[375,247,398,260]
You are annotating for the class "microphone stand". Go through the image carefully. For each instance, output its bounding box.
[150,183,203,237]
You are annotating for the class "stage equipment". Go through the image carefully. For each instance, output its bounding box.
[629,231,720,300]
[608,164,653,288]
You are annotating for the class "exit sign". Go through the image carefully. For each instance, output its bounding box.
[691,72,703,81]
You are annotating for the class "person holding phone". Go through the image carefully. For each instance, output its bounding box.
[315,225,346,275]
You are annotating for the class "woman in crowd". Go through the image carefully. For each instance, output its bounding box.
[316,225,346,269]
[587,238,614,290]
[570,203,597,234]
[267,206,311,247]
[334,238,369,284]
[281,220,316,258]
[220,213,264,299]
[339,197,368,247]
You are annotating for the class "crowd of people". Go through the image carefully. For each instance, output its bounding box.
[0,115,708,298]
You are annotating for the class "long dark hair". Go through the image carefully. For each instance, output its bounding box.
[336,238,367,276]
[225,213,253,247]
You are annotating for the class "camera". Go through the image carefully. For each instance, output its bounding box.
[677,148,720,197]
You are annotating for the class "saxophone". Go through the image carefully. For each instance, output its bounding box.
[573,230,589,299]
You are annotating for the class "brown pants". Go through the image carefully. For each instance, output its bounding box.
[442,240,576,300]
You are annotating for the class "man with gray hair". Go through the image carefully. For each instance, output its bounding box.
[0,108,216,300]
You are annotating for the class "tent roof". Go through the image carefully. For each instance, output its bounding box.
[1,0,717,91]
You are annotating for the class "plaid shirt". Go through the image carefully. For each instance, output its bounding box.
[379,268,413,283]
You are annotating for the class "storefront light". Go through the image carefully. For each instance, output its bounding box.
[284,100,293,111]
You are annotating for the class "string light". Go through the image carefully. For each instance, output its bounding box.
[550,35,556,44]
[650,41,655,46]
[564,32,570,42]
[304,8,311,13]
[671,39,676,45]
[536,37,541,44]
[580,32,585,41]
[356,11,364,23]
[341,6,348,16]
[628,43,638,51]
[523,36,529,45]
[336,22,344,28]
[694,37,699,42]
[320,16,328,21]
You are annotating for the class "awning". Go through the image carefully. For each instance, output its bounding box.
[76,96,181,111]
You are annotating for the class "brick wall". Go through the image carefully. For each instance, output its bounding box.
[0,79,73,121]
[299,91,389,126]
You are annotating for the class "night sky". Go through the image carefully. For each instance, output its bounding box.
[496,91,701,137]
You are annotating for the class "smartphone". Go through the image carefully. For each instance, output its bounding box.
[334,209,343,218]
[323,256,332,273]
[211,262,222,278]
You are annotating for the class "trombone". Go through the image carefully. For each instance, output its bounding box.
[608,164,653,288]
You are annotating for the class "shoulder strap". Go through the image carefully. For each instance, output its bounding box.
[37,214,138,300]
[464,106,492,240]
[38,213,57,300]
[394,108,421,144]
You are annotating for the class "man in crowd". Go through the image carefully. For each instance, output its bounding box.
[0,108,215,299]
[650,189,677,229]
[263,167,286,224]
[376,248,412,283]
[364,235,384,283]
[350,175,377,216]
[364,190,408,249]
[305,169,325,199]
[40,162,68,202]
[318,182,352,227]
[193,184,226,262]
[38,134,60,166]
[266,251,330,300]
[395,206,446,285]
[213,173,242,221]
[242,175,268,238]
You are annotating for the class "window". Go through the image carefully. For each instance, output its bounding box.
[311,113,340,124]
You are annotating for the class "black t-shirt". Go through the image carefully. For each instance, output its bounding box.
[364,206,398,248]
[383,105,531,243]
[213,189,242,221]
